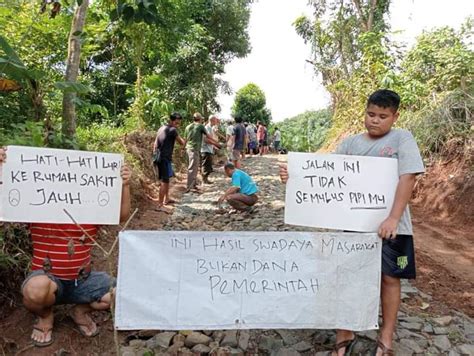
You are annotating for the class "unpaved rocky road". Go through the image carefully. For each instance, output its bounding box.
[121,154,474,356]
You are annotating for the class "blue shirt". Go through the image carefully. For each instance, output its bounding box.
[231,169,258,195]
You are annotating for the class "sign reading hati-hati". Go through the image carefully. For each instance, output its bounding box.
[285,152,399,232]
[115,231,381,331]
[0,145,124,225]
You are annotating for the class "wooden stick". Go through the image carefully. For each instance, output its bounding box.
[63,209,109,255]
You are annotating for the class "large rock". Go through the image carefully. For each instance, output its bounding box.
[259,335,284,353]
[433,316,453,326]
[146,332,176,349]
[272,347,301,356]
[276,330,298,346]
[399,338,424,353]
[399,322,423,331]
[433,335,452,352]
[292,341,312,352]
[184,332,212,347]
[238,331,250,351]
[221,330,238,348]
[457,344,474,355]
[192,344,212,354]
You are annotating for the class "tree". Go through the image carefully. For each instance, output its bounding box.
[232,83,271,125]
[62,0,89,141]
[293,0,391,89]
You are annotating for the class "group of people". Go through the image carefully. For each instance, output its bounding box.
[152,112,260,214]
[2,89,424,356]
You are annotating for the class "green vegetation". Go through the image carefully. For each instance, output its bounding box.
[277,110,332,152]
[293,1,472,157]
[0,0,253,285]
[232,83,272,125]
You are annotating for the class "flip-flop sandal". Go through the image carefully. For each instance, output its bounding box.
[332,336,356,355]
[372,340,394,355]
[31,326,54,347]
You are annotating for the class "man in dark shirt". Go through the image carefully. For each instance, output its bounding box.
[232,116,247,169]
[153,112,186,210]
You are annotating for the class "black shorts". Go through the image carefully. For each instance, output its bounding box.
[382,234,416,279]
[156,159,174,183]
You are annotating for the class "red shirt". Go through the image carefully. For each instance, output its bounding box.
[30,223,98,280]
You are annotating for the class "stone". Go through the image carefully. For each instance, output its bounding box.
[292,341,312,352]
[448,351,461,356]
[399,338,424,353]
[433,335,451,352]
[313,331,330,344]
[192,344,212,354]
[358,330,378,341]
[210,347,232,356]
[272,347,301,356]
[172,334,186,345]
[457,344,474,355]
[399,316,424,323]
[259,335,284,352]
[433,326,449,335]
[314,352,331,356]
[184,332,211,347]
[146,332,176,349]
[238,331,250,351]
[221,331,238,348]
[121,346,137,356]
[276,330,299,345]
[396,329,426,340]
[229,348,244,356]
[433,316,453,326]
[212,331,225,343]
[393,342,413,356]
[129,340,147,348]
[176,347,193,356]
[399,322,423,331]
[464,320,474,335]
[422,324,434,333]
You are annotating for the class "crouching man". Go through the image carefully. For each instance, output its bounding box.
[218,162,259,213]
[0,147,131,347]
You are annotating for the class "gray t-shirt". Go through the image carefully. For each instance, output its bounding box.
[335,129,425,235]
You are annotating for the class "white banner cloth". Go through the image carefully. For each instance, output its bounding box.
[0,145,123,224]
[115,231,381,331]
[284,152,398,231]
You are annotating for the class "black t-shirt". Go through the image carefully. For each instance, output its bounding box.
[155,125,178,160]
[233,123,246,150]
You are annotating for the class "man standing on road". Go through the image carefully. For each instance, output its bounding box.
[231,116,247,168]
[273,127,281,153]
[184,112,220,192]
[201,114,219,184]
[246,123,257,156]
[153,112,186,211]
[218,162,259,212]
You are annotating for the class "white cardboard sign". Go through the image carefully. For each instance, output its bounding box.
[284,152,398,232]
[115,231,381,331]
[0,145,123,224]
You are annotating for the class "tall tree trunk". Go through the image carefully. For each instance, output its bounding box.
[62,0,89,142]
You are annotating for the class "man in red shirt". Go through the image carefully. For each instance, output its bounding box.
[0,147,131,347]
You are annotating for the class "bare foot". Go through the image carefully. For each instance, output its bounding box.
[31,313,54,347]
[70,307,98,337]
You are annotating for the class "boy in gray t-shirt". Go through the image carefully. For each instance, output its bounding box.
[280,89,424,356]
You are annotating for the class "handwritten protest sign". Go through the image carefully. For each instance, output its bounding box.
[115,231,381,331]
[284,152,398,231]
[0,145,123,224]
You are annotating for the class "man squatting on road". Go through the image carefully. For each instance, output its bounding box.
[218,162,259,212]
[0,147,132,347]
